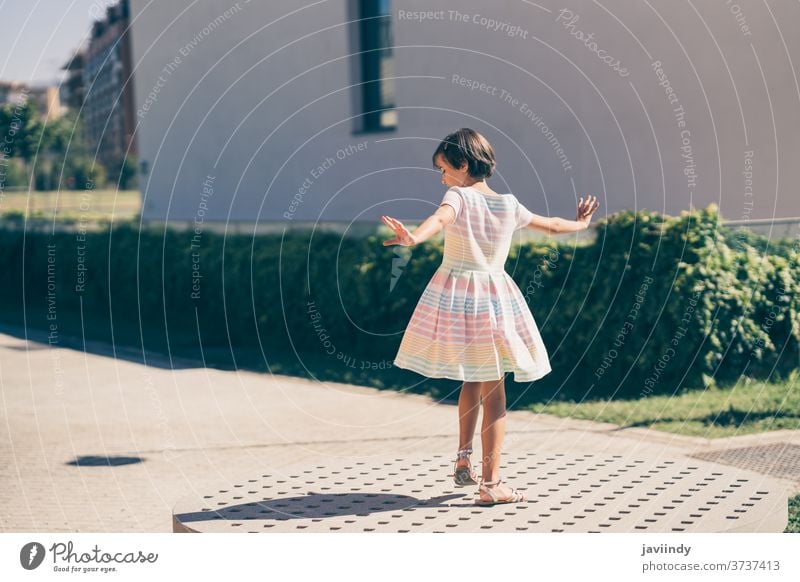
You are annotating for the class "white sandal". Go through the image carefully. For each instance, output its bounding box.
[453,447,478,486]
[475,477,526,506]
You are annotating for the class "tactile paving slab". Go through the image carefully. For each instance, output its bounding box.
[690,443,800,481]
[172,453,788,533]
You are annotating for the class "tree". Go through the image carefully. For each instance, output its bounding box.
[0,101,108,190]
[111,155,138,190]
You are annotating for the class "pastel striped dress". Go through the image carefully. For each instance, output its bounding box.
[393,185,553,382]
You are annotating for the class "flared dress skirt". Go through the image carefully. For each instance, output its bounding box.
[393,265,553,383]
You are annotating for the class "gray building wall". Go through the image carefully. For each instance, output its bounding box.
[129,0,800,225]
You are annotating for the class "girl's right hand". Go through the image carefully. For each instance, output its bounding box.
[381,215,417,246]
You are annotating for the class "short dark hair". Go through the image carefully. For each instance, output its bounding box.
[432,128,496,179]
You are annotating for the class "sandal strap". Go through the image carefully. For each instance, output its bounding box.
[479,478,501,502]
[479,479,525,502]
[454,449,476,472]
[455,448,473,463]
[454,449,478,484]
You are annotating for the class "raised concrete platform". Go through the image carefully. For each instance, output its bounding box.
[173,452,789,533]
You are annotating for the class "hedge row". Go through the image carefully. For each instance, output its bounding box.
[0,203,797,402]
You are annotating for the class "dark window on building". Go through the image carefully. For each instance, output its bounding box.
[357,0,396,132]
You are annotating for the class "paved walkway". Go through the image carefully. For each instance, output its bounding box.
[1,325,797,532]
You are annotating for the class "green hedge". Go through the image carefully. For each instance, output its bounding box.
[0,203,797,403]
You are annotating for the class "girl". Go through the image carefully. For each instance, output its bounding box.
[381,128,600,506]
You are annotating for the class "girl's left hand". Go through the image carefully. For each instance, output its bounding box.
[381,215,416,246]
[576,195,600,225]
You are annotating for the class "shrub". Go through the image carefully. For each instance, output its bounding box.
[0,203,796,403]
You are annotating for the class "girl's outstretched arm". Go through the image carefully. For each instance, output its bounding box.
[381,204,456,246]
[523,195,600,234]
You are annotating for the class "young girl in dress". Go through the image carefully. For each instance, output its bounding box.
[381,128,600,506]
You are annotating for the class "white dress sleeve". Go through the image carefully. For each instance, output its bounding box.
[515,196,535,230]
[440,187,463,221]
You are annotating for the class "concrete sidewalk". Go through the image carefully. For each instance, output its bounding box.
[0,326,797,532]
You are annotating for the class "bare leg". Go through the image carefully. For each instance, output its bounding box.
[479,376,507,482]
[477,375,524,502]
[457,381,481,460]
